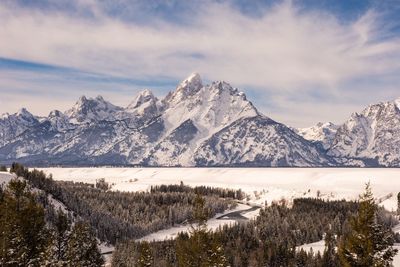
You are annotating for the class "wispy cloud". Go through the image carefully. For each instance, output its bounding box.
[0,0,400,126]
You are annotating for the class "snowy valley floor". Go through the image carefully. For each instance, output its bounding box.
[39,167,400,211]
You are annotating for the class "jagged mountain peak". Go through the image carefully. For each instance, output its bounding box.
[126,89,160,118]
[178,72,202,92]
[0,108,36,121]
[161,75,259,135]
[48,110,63,118]
[127,89,157,110]
[66,95,121,123]
[15,108,36,120]
[208,80,248,99]
[356,99,400,120]
[0,108,39,147]
[327,97,400,166]
[164,73,203,105]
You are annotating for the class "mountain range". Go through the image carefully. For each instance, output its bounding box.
[1,73,399,167]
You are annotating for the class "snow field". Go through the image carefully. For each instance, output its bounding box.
[39,167,400,211]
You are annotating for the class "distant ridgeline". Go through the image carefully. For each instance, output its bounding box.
[1,74,400,167]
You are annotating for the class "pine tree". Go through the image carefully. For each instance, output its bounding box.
[0,179,49,266]
[50,208,70,264]
[66,221,104,267]
[339,182,398,267]
[136,241,154,267]
[321,230,338,267]
[207,236,229,267]
[176,194,228,267]
[176,195,210,267]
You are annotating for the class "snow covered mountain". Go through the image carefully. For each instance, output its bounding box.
[0,108,39,146]
[0,73,398,167]
[326,98,400,166]
[194,115,333,166]
[296,122,339,149]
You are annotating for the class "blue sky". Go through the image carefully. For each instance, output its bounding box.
[1,0,400,127]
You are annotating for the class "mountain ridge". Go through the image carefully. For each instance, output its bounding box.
[0,73,399,167]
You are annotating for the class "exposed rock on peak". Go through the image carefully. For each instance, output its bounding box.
[164,73,203,105]
[66,95,121,123]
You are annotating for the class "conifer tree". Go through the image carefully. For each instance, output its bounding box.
[176,194,210,267]
[0,179,49,266]
[339,182,398,267]
[176,194,228,267]
[52,208,70,264]
[136,241,154,267]
[207,236,229,267]
[66,221,104,267]
[321,230,338,267]
[177,195,228,267]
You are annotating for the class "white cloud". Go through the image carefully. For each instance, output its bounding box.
[0,1,400,126]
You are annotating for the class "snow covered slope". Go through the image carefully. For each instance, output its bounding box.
[0,109,39,146]
[194,116,332,166]
[327,98,400,166]
[296,122,338,149]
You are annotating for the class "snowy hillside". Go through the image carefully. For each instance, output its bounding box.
[296,122,338,149]
[194,116,333,166]
[327,98,400,166]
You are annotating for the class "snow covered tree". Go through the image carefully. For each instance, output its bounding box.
[207,237,229,267]
[0,179,49,266]
[66,221,104,267]
[46,208,71,265]
[136,241,154,267]
[321,230,339,267]
[176,194,228,267]
[339,182,398,267]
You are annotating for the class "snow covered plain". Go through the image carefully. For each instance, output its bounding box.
[39,167,400,211]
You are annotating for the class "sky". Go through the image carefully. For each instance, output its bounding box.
[1,0,400,127]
